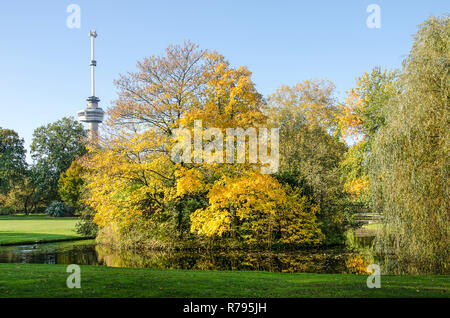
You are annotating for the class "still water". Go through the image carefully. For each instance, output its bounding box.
[0,238,374,274]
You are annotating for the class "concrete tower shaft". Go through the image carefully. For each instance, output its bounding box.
[77,29,104,143]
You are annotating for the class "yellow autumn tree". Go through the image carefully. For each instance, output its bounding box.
[190,171,323,247]
[83,130,174,228]
[83,41,324,248]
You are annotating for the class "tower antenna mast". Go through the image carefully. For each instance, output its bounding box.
[90,29,97,96]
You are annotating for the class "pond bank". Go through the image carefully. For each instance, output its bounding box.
[0,237,94,246]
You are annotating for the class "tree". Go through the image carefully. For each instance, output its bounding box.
[336,67,399,205]
[370,15,449,274]
[3,174,39,214]
[190,171,323,247]
[0,128,27,196]
[31,117,87,204]
[84,42,221,242]
[268,79,339,132]
[109,40,211,136]
[268,81,349,244]
[58,161,84,212]
[84,42,323,248]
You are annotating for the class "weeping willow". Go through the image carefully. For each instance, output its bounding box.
[370,15,449,274]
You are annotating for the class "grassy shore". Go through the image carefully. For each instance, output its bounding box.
[0,263,448,298]
[0,215,82,245]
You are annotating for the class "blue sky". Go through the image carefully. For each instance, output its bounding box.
[0,0,448,161]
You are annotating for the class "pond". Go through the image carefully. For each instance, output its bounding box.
[0,236,375,274]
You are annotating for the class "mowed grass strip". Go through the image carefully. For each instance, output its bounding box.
[0,215,82,245]
[0,263,448,298]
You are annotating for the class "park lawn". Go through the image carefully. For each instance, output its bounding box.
[0,215,82,245]
[0,263,448,298]
[363,223,382,231]
[356,223,382,237]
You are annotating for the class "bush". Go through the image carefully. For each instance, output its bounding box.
[0,205,14,215]
[45,201,70,217]
[75,206,98,237]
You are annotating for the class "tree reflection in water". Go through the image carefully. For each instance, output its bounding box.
[95,244,368,274]
[0,239,377,274]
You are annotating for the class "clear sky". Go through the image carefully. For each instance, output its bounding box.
[0,0,448,161]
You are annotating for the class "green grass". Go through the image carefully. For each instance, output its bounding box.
[354,223,382,237]
[363,223,382,231]
[0,263,448,298]
[0,215,82,245]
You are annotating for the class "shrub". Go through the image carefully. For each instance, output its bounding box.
[0,205,14,215]
[75,206,98,236]
[45,201,70,217]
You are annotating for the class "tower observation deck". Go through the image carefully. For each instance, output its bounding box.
[77,30,104,142]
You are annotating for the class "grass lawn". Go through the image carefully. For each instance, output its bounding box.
[0,263,448,298]
[363,223,382,231]
[354,223,382,237]
[0,215,82,245]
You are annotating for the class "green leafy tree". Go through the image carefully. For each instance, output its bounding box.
[58,161,84,212]
[0,128,27,196]
[4,173,39,214]
[268,81,349,244]
[337,67,399,207]
[371,15,449,274]
[31,117,88,205]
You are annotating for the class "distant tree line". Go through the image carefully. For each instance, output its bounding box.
[0,117,87,216]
